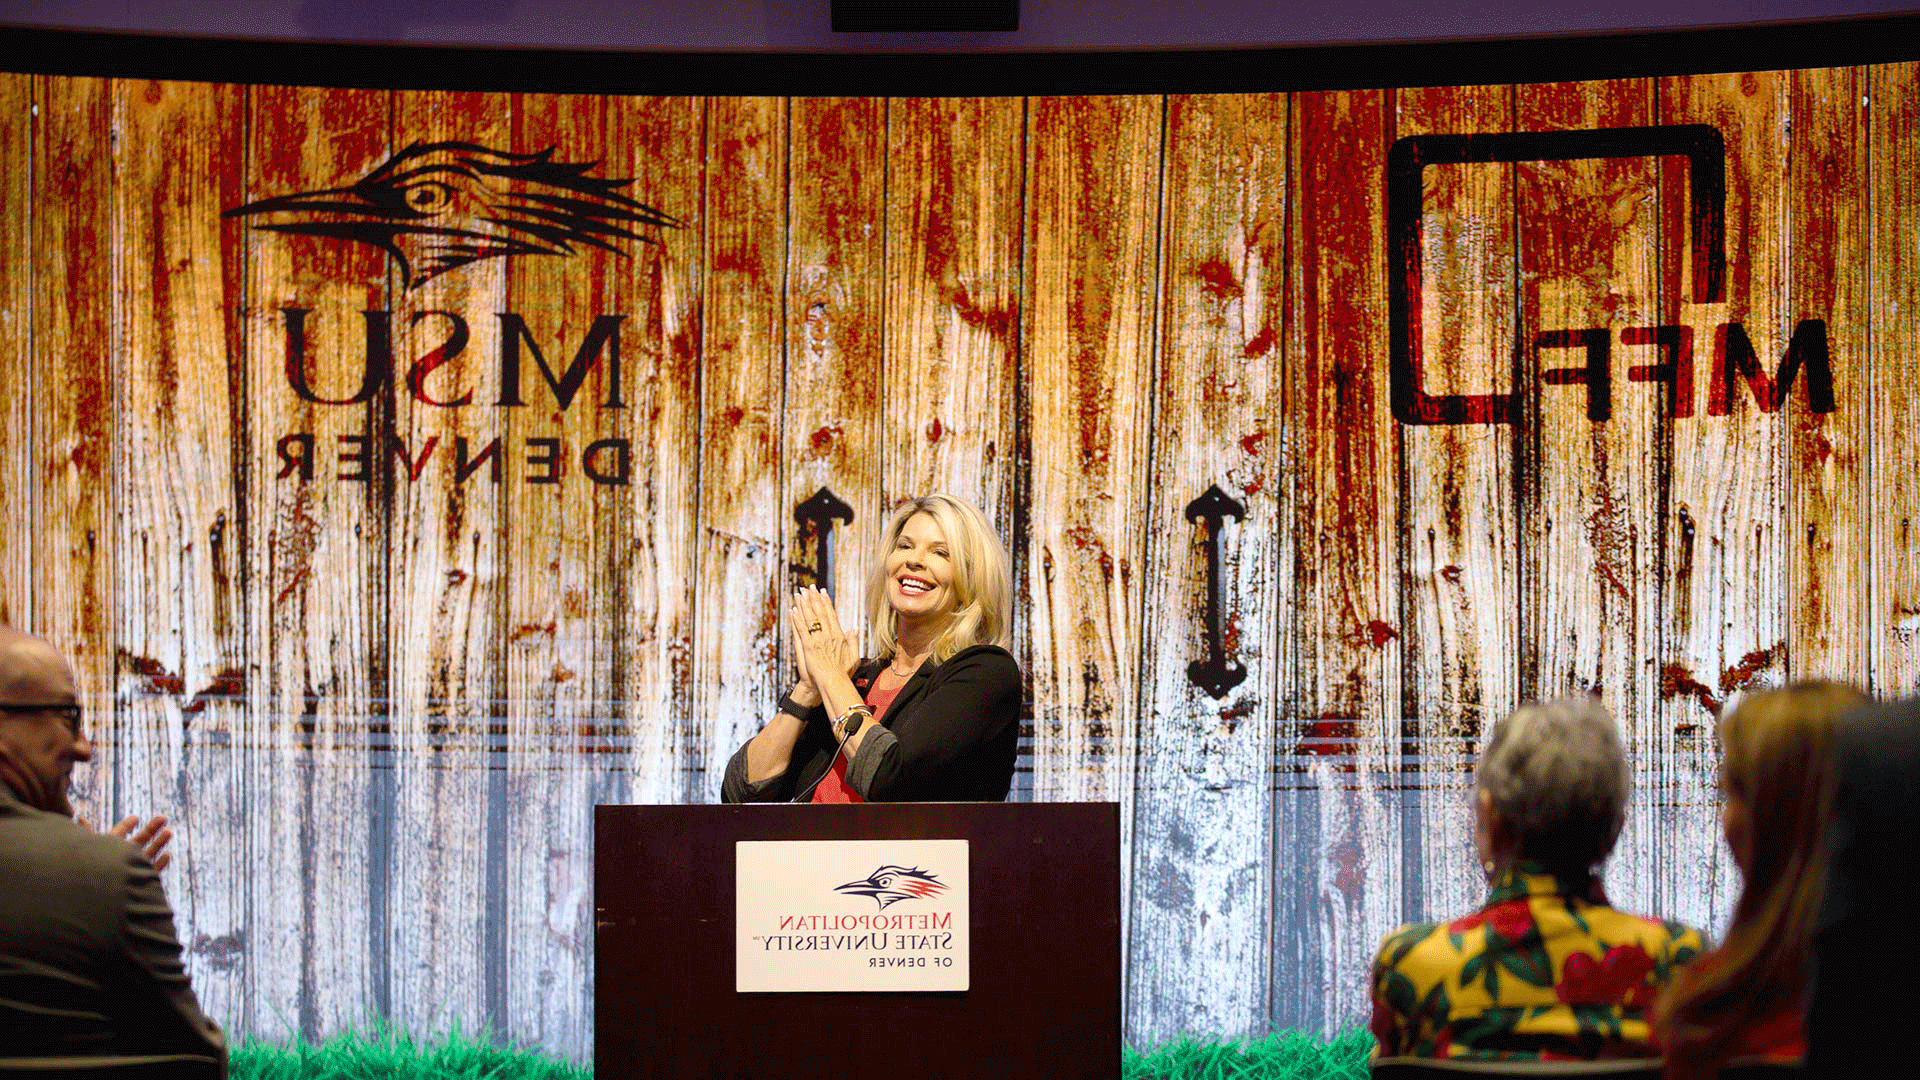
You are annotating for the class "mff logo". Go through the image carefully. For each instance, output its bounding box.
[1387,124,1834,426]
[834,866,949,910]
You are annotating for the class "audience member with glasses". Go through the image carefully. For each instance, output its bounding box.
[0,625,226,1070]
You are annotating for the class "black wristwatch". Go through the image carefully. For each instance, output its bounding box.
[777,693,812,720]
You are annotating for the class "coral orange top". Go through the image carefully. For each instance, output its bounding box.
[809,677,904,804]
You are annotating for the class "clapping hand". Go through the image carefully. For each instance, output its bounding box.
[77,813,174,872]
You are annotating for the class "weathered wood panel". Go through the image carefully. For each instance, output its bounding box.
[107,76,249,1028]
[1020,95,1161,817]
[1020,97,1162,993]
[1654,70,1793,933]
[1281,87,1406,1034]
[500,88,702,1053]
[1639,82,1721,936]
[598,94,706,808]
[1392,83,1519,928]
[882,98,1022,529]
[240,83,391,1038]
[383,88,509,1043]
[690,97,786,802]
[1128,91,1286,1043]
[783,97,885,612]
[1513,79,1670,915]
[503,87,592,1053]
[1870,63,1920,693]
[32,75,116,817]
[1785,67,1870,682]
[0,73,30,629]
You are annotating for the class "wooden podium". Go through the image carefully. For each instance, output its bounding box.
[595,802,1120,1080]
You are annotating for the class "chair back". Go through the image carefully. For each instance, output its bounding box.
[0,1055,222,1080]
[1719,1062,1801,1080]
[1372,1058,1665,1080]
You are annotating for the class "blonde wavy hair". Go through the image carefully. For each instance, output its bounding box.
[863,494,1012,665]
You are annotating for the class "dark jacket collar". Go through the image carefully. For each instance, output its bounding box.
[859,644,1001,719]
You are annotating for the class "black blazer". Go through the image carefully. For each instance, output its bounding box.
[721,644,1022,803]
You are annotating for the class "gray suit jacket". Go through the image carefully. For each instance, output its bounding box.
[0,783,226,1065]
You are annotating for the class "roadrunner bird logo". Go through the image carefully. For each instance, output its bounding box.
[834,866,949,910]
[224,141,681,289]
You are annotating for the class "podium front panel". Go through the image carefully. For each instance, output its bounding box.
[595,802,1120,1080]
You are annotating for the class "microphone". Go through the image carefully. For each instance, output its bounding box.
[789,708,868,803]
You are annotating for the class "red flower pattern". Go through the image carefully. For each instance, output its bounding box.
[1449,899,1534,942]
[1556,944,1658,1006]
[1372,867,1706,1061]
[1369,997,1399,1045]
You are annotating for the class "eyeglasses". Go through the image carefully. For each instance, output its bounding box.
[0,703,84,736]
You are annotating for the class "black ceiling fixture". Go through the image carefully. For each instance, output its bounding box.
[831,0,1018,33]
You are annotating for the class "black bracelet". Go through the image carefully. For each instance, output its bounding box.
[777,693,813,720]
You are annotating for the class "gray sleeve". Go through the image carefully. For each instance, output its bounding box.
[113,853,227,1063]
[721,738,791,803]
[844,725,898,800]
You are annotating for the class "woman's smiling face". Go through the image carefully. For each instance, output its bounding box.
[885,512,955,627]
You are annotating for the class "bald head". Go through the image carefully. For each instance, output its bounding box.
[0,628,86,816]
[0,627,77,708]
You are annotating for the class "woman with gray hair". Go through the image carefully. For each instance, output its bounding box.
[1370,698,1707,1061]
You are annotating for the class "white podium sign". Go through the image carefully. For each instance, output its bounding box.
[735,839,970,993]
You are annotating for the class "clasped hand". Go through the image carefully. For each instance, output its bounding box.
[789,585,859,696]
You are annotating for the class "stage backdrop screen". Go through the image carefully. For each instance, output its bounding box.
[0,63,1915,1059]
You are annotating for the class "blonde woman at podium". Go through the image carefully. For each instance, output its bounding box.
[722,494,1021,804]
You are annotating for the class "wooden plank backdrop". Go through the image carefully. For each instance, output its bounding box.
[1513,78,1668,915]
[1129,91,1287,1041]
[0,73,29,630]
[108,74,249,1029]
[602,92,704,810]
[386,88,507,1043]
[1392,81,1520,944]
[239,83,392,1038]
[1654,69,1794,935]
[0,67,1915,1061]
[32,74,116,823]
[1020,96,1162,827]
[784,95,885,614]
[1870,64,1920,693]
[881,98,1022,530]
[1281,86,1405,1035]
[691,96,784,810]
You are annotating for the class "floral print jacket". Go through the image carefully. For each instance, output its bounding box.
[1370,862,1708,1061]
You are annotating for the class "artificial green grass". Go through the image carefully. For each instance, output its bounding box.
[1123,1028,1373,1080]
[229,1025,1368,1079]
[231,1026,589,1080]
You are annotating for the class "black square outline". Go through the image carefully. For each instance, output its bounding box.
[1386,124,1726,425]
